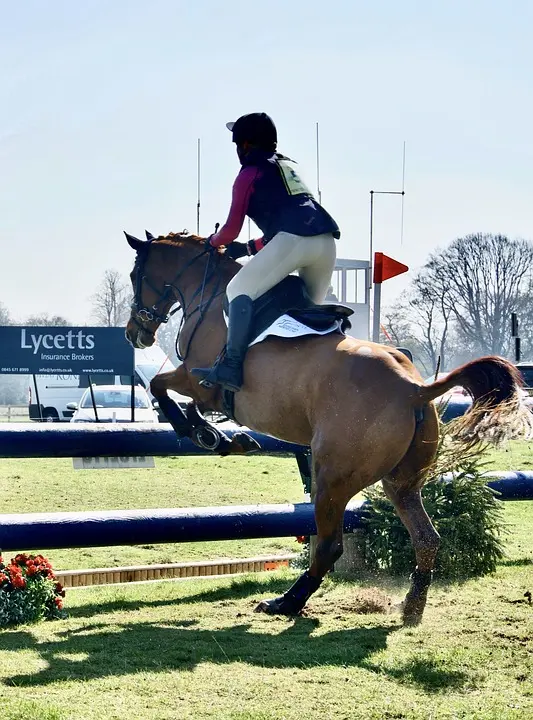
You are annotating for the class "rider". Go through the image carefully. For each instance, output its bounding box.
[192,112,340,393]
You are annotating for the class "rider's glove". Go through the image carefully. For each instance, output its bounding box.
[247,239,263,256]
[225,242,249,260]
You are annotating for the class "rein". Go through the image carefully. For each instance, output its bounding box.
[132,244,225,362]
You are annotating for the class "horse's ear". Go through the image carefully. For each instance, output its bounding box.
[124,231,146,251]
[145,230,155,241]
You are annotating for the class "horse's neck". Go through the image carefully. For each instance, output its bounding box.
[177,257,237,311]
[177,261,237,363]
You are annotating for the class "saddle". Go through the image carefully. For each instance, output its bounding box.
[221,276,353,420]
[220,277,353,420]
[227,275,353,343]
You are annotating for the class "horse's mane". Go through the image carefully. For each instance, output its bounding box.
[153,231,238,268]
[154,231,206,248]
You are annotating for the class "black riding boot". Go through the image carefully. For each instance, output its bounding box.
[191,295,254,392]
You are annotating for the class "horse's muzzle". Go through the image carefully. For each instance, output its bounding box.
[125,318,155,349]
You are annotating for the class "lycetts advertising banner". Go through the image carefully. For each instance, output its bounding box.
[0,327,134,375]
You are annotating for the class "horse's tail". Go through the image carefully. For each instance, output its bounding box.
[418,356,532,444]
[418,356,520,406]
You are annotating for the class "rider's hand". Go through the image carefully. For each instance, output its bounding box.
[247,239,260,256]
[204,235,217,252]
[225,242,249,260]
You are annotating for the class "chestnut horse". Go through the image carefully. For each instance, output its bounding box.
[125,231,529,624]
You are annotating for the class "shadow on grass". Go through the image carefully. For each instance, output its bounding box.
[4,619,390,685]
[362,656,468,692]
[2,610,467,693]
[66,575,294,619]
[499,557,532,568]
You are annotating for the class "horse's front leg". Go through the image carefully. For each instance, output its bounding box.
[150,367,195,438]
[151,366,259,455]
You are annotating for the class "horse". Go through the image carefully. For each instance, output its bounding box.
[124,230,530,625]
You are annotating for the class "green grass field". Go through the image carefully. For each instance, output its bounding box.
[0,442,531,719]
[0,455,304,569]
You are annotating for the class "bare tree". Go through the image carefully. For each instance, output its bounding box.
[510,277,533,361]
[383,233,533,372]
[92,270,130,327]
[382,299,450,377]
[407,271,454,371]
[0,376,27,404]
[0,302,11,325]
[0,303,26,406]
[382,266,455,375]
[25,313,71,326]
[425,234,533,356]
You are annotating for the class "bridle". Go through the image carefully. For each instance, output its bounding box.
[130,241,224,361]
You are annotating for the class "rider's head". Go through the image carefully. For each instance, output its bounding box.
[226,113,277,162]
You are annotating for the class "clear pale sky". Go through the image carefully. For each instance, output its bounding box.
[1,1,532,323]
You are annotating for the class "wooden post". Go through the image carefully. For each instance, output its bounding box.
[309,532,366,576]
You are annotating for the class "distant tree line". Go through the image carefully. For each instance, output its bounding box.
[1,233,531,401]
[0,268,180,404]
[382,233,533,376]
[0,303,73,404]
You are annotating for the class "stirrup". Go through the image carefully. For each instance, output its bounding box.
[192,360,243,392]
[191,365,218,389]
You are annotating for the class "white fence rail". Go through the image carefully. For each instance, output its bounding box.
[0,405,29,422]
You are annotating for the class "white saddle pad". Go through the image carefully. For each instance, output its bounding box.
[224,313,343,348]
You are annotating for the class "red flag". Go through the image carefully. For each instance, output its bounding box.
[374,252,409,284]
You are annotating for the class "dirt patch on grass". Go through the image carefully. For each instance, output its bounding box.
[305,586,393,617]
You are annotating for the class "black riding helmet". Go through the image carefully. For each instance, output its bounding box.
[226,113,277,151]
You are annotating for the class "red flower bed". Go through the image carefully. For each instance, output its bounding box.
[0,553,66,628]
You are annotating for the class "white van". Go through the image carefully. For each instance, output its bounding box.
[28,346,190,422]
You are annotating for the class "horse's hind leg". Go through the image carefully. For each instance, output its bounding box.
[382,412,440,625]
[382,482,440,625]
[255,462,351,616]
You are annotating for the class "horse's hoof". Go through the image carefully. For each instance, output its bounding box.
[254,597,300,616]
[401,592,428,626]
[233,432,261,454]
[254,598,281,614]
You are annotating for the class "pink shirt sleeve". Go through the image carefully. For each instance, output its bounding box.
[210,166,262,247]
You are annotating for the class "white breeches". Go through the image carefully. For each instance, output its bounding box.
[226,231,337,304]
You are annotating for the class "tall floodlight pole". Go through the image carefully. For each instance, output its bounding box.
[196,138,201,235]
[369,189,405,290]
[369,141,407,288]
[400,140,406,245]
[369,190,404,341]
[369,143,407,341]
[316,122,322,204]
